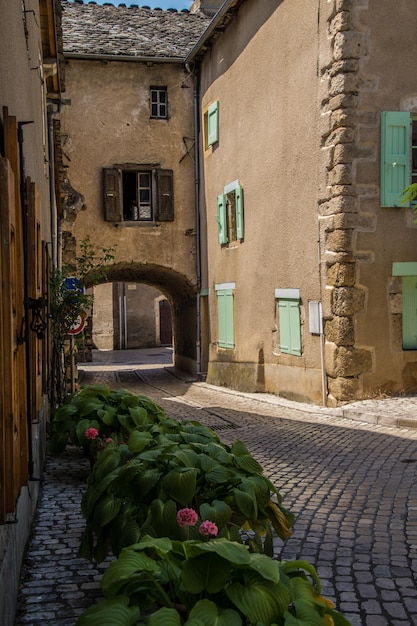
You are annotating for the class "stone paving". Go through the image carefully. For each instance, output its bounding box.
[14,349,417,625]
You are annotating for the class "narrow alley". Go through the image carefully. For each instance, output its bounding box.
[14,349,417,626]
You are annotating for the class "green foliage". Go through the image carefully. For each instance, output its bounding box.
[401,183,417,207]
[76,537,350,626]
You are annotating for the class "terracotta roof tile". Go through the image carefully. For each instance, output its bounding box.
[61,0,212,59]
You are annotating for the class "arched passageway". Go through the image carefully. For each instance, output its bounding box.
[90,262,197,376]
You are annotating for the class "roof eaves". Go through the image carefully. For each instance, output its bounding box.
[184,0,240,65]
[64,52,184,63]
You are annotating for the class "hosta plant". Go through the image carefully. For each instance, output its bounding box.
[48,384,166,455]
[75,535,351,626]
[78,419,293,562]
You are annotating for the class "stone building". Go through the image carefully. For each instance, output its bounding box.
[62,0,417,406]
[187,0,417,405]
[0,1,64,623]
[60,0,210,372]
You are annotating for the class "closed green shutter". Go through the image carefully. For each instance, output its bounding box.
[235,184,244,240]
[207,101,219,146]
[217,194,228,244]
[402,276,417,349]
[217,289,234,348]
[278,299,301,356]
[381,111,411,207]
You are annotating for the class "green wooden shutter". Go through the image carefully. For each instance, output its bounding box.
[217,289,234,348]
[278,299,301,356]
[155,169,174,221]
[402,276,417,349]
[207,101,219,146]
[103,168,122,221]
[235,184,244,240]
[381,111,411,207]
[217,194,228,244]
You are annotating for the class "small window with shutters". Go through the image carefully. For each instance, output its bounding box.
[215,283,235,349]
[217,180,244,245]
[203,100,219,150]
[103,167,174,223]
[380,111,412,207]
[392,262,417,350]
[275,288,302,356]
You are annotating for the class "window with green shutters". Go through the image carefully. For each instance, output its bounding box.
[392,263,417,350]
[207,100,219,147]
[275,289,302,356]
[217,180,244,244]
[380,111,411,207]
[215,283,235,349]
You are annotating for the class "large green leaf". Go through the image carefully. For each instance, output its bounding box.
[53,402,79,421]
[282,560,321,593]
[97,406,117,426]
[182,552,231,594]
[128,430,153,453]
[290,599,328,626]
[231,440,263,475]
[148,499,179,536]
[226,571,290,624]
[79,397,106,417]
[101,549,160,597]
[93,493,121,528]
[79,384,111,398]
[185,538,250,565]
[75,596,139,626]
[199,500,232,527]
[205,465,237,485]
[75,418,94,445]
[162,468,197,505]
[93,447,122,483]
[129,406,149,426]
[134,468,161,497]
[147,608,182,626]
[198,454,219,473]
[233,487,258,519]
[247,553,280,584]
[188,599,242,626]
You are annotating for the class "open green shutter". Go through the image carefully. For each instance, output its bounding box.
[217,194,228,244]
[381,111,411,207]
[235,184,244,240]
[402,276,417,349]
[207,101,219,146]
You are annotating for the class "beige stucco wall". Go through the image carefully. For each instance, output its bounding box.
[61,59,198,370]
[200,0,417,404]
[200,0,324,403]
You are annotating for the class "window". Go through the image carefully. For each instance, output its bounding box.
[380,111,417,207]
[204,100,219,149]
[275,288,302,356]
[392,262,417,349]
[103,167,174,222]
[150,87,168,119]
[217,180,244,244]
[215,282,235,349]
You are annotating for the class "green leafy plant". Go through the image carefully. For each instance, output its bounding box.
[49,384,165,455]
[78,410,293,562]
[75,535,350,626]
[50,236,115,407]
[401,183,417,207]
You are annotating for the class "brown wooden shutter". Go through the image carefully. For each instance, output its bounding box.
[155,169,174,221]
[103,168,122,221]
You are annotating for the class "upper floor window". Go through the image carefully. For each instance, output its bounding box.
[204,100,219,150]
[217,180,244,244]
[103,167,174,223]
[380,111,417,207]
[150,87,168,119]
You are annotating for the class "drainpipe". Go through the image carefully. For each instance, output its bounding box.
[47,102,62,271]
[186,62,202,378]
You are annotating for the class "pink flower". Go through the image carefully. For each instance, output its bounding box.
[84,427,99,440]
[105,437,113,443]
[199,521,218,537]
[177,508,198,527]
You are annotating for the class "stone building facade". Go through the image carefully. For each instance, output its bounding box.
[189,0,417,405]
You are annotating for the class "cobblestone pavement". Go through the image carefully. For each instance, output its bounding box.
[14,349,417,626]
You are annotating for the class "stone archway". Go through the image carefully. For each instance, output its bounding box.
[92,261,197,376]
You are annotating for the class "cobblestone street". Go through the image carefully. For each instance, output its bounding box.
[14,349,417,625]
